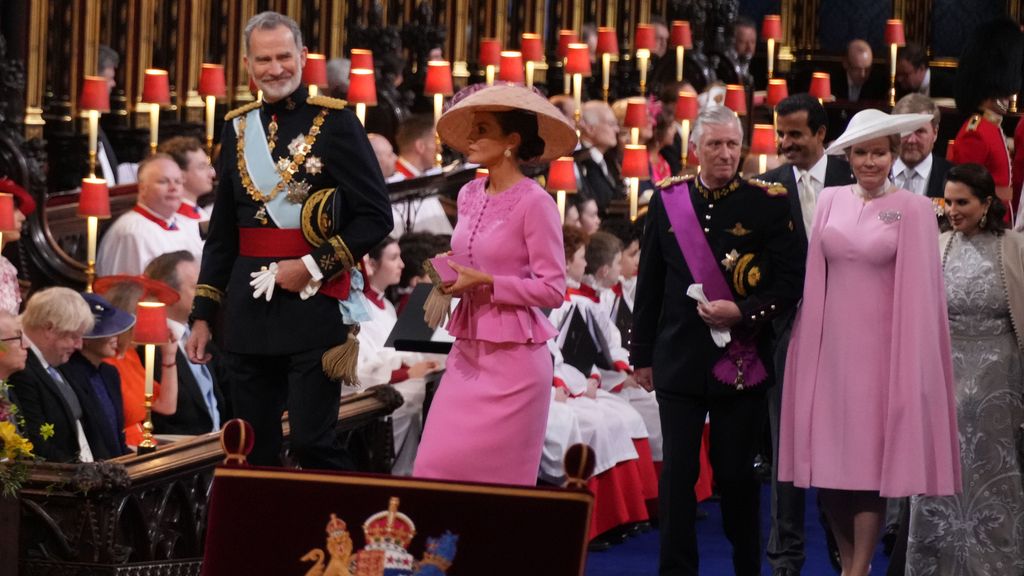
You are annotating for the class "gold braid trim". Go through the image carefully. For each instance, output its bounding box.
[732,253,755,298]
[307,95,348,109]
[196,284,224,303]
[224,101,261,121]
[301,188,335,247]
[328,236,354,269]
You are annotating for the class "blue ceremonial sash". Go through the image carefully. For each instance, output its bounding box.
[235,109,301,229]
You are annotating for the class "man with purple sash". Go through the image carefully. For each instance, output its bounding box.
[632,105,804,575]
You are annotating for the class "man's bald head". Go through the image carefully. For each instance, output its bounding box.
[367,134,397,179]
[844,39,874,87]
[580,101,618,152]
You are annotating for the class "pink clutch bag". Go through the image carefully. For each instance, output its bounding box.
[424,255,463,284]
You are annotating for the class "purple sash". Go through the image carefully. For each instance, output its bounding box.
[661,182,768,389]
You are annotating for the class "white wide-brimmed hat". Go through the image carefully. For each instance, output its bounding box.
[437,83,578,163]
[825,109,934,155]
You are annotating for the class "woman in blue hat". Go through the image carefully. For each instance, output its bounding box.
[60,293,138,459]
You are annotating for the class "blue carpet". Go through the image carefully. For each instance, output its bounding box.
[585,485,891,575]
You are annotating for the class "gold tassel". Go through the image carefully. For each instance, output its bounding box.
[423,285,452,329]
[322,325,360,385]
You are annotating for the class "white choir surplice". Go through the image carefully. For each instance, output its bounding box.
[354,288,444,476]
[96,206,204,276]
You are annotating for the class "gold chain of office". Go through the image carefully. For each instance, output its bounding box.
[236,108,328,204]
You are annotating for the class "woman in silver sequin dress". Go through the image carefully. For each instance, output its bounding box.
[907,163,1024,575]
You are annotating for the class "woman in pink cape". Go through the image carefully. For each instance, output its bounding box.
[777,109,961,576]
[412,84,576,485]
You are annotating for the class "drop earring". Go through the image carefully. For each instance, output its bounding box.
[503,148,512,158]
[980,210,988,228]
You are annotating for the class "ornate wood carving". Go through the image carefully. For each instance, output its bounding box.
[15,387,403,576]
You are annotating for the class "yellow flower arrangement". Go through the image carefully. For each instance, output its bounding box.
[1,380,39,497]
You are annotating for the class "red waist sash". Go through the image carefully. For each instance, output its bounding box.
[238,228,350,301]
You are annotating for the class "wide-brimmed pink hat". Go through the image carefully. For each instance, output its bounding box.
[437,83,578,163]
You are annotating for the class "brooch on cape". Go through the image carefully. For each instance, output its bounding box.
[878,210,902,224]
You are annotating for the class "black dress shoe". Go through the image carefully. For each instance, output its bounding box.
[587,538,612,552]
[772,569,799,576]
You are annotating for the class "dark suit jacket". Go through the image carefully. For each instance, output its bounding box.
[9,352,88,463]
[831,72,888,103]
[573,146,624,214]
[757,156,856,247]
[758,157,855,339]
[150,345,229,436]
[924,155,952,199]
[60,352,131,460]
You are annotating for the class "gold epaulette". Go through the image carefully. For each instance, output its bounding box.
[966,114,982,131]
[224,100,261,121]
[307,95,348,110]
[656,174,696,189]
[746,178,788,196]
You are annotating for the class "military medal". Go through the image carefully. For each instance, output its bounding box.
[288,134,306,156]
[254,205,268,224]
[721,249,740,270]
[236,108,329,209]
[305,155,323,174]
[286,180,312,203]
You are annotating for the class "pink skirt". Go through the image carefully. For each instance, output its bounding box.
[413,338,552,485]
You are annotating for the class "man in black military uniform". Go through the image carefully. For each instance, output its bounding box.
[758,93,854,576]
[187,11,392,470]
[632,105,805,575]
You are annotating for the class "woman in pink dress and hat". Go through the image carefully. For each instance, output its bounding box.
[412,83,576,486]
[777,109,961,576]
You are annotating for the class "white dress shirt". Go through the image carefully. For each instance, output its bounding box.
[893,154,934,196]
[792,154,829,237]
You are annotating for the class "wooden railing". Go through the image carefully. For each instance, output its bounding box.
[4,385,403,576]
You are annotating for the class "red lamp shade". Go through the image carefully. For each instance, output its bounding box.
[767,78,789,107]
[0,194,15,232]
[621,145,650,179]
[635,24,656,51]
[80,76,110,112]
[547,157,577,192]
[597,27,619,55]
[761,15,783,41]
[725,84,747,115]
[499,51,525,83]
[675,90,698,121]
[521,33,544,62]
[475,168,489,179]
[557,30,578,58]
[946,139,956,163]
[78,177,111,218]
[424,60,454,95]
[350,49,374,70]
[885,19,906,46]
[134,302,168,345]
[624,98,648,128]
[347,69,377,105]
[809,72,831,100]
[671,21,693,49]
[479,38,501,66]
[751,124,776,155]
[198,63,226,98]
[141,69,170,104]
[565,43,591,76]
[303,54,328,88]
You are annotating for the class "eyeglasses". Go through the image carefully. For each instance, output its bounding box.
[0,330,24,345]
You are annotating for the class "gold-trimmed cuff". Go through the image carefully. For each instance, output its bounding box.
[196,284,225,303]
[328,236,354,269]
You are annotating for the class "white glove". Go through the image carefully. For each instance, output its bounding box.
[299,279,321,300]
[249,263,278,301]
[686,283,731,348]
